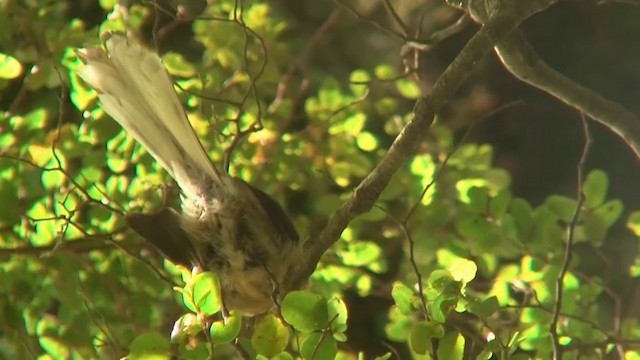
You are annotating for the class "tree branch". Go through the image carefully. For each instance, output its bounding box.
[289,0,559,289]
[469,0,640,159]
[0,233,133,259]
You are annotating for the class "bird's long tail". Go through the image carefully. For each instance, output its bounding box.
[76,32,220,201]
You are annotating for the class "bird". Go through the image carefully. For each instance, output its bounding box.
[76,32,300,315]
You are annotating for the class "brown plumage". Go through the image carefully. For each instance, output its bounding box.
[76,32,300,315]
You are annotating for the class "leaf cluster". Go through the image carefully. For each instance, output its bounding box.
[1,0,640,359]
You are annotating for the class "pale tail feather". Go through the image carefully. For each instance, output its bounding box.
[76,33,220,200]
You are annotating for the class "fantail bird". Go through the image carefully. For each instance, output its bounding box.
[76,32,300,315]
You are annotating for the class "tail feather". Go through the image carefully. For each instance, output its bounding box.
[76,33,220,200]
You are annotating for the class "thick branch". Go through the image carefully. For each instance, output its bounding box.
[494,30,640,160]
[465,0,640,160]
[288,0,559,288]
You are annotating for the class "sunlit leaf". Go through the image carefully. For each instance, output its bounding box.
[356,131,378,152]
[437,331,465,360]
[374,64,396,79]
[627,211,640,237]
[0,53,23,79]
[396,78,420,99]
[192,272,221,316]
[210,311,242,344]
[340,241,381,267]
[163,52,196,78]
[448,258,477,285]
[391,282,416,315]
[349,69,370,97]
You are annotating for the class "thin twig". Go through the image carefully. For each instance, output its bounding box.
[549,113,591,358]
[382,0,410,37]
[404,13,471,53]
[334,0,406,40]
[379,207,429,318]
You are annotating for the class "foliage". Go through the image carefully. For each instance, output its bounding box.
[1,0,639,359]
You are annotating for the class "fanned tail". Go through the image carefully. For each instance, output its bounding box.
[76,32,220,200]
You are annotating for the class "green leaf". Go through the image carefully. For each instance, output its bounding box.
[210,311,242,344]
[374,353,393,360]
[39,336,70,359]
[511,198,533,239]
[281,291,329,332]
[409,154,436,188]
[467,296,499,318]
[162,52,196,78]
[520,256,545,282]
[437,331,465,360]
[593,199,623,227]
[327,297,348,335]
[340,240,381,267]
[384,307,412,342]
[448,258,477,285]
[428,296,458,323]
[427,270,458,293]
[329,113,366,135]
[316,78,343,109]
[630,259,640,277]
[99,0,117,10]
[41,169,66,190]
[510,354,534,360]
[467,186,489,213]
[349,69,370,97]
[489,190,511,218]
[627,211,640,236]
[476,348,494,360]
[391,282,416,315]
[583,211,608,244]
[12,108,48,130]
[128,332,170,360]
[356,131,378,152]
[374,64,396,79]
[456,214,493,239]
[106,154,129,173]
[545,195,578,222]
[262,353,294,360]
[409,322,444,355]
[185,272,221,316]
[35,316,68,357]
[300,332,337,360]
[0,131,16,151]
[507,330,525,351]
[582,169,608,208]
[251,314,289,357]
[486,338,503,354]
[0,53,23,79]
[375,97,397,116]
[396,78,420,99]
